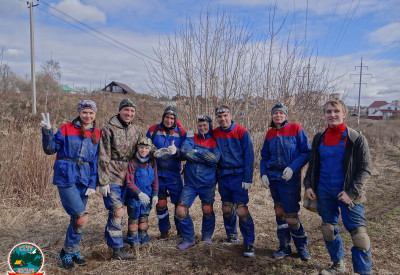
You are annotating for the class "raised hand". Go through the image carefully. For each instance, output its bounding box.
[40,112,51,130]
[168,140,177,155]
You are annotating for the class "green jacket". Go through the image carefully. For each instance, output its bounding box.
[98,115,143,187]
[304,126,371,204]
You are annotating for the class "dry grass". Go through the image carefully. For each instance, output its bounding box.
[0,91,399,274]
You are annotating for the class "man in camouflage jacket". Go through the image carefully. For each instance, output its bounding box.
[97,99,142,260]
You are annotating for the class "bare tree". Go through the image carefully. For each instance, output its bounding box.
[146,9,267,130]
[0,63,16,93]
[146,5,339,157]
[41,59,61,83]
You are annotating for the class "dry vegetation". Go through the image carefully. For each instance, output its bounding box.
[0,91,400,275]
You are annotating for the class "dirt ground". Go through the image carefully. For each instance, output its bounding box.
[1,146,399,275]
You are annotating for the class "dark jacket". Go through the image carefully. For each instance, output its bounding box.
[304,126,371,204]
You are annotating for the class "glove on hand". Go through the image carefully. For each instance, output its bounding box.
[154,148,169,158]
[152,196,158,208]
[242,182,252,190]
[282,167,293,181]
[168,140,177,155]
[85,188,96,196]
[40,112,51,130]
[261,175,270,188]
[138,192,150,205]
[186,131,194,138]
[99,184,110,197]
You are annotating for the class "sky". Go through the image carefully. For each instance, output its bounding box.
[1,0,399,106]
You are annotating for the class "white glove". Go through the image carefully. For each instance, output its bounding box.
[154,148,169,158]
[242,182,252,190]
[282,167,293,181]
[99,184,110,197]
[40,112,51,130]
[138,192,150,205]
[168,140,177,155]
[186,131,194,138]
[261,175,270,188]
[152,196,158,208]
[85,188,96,196]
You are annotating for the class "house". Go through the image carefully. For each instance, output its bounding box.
[103,81,135,94]
[367,101,400,120]
[61,85,77,94]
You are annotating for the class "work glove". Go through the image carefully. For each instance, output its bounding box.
[186,131,194,138]
[99,184,110,197]
[40,112,51,130]
[152,196,158,208]
[85,188,96,196]
[282,167,293,181]
[168,140,177,155]
[261,175,270,188]
[138,192,150,205]
[242,182,252,190]
[154,148,170,158]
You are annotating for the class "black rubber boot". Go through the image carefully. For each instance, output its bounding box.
[112,247,134,260]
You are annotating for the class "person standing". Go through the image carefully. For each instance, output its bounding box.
[304,99,372,275]
[97,99,142,260]
[40,100,100,270]
[213,105,255,258]
[175,115,220,249]
[125,137,159,247]
[146,106,186,238]
[260,102,311,261]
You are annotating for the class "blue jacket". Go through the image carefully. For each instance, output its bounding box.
[42,119,100,189]
[180,122,220,187]
[213,121,254,183]
[146,123,186,177]
[260,122,311,182]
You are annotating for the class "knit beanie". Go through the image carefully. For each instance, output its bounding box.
[271,102,288,118]
[77,100,98,113]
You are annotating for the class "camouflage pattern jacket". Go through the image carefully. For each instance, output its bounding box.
[98,115,143,186]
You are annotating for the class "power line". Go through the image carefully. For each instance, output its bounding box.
[329,0,358,58]
[38,0,157,63]
[36,6,146,60]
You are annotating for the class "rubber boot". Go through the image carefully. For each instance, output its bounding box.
[112,247,134,260]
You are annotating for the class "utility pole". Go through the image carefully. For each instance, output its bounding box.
[298,58,314,93]
[351,58,372,125]
[28,0,39,115]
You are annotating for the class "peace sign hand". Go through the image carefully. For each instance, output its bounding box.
[40,113,51,130]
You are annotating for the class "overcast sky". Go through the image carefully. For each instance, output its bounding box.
[1,0,399,106]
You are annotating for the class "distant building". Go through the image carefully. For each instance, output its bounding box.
[61,85,77,93]
[391,100,400,107]
[367,101,400,120]
[103,81,136,94]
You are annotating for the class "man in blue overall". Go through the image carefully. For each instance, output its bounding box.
[146,106,186,238]
[213,105,255,258]
[304,99,372,275]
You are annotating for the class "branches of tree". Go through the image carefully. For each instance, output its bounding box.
[146,7,338,136]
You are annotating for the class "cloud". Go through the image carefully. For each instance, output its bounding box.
[5,49,24,58]
[52,0,106,23]
[368,22,400,47]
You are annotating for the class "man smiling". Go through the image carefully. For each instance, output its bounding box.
[98,98,143,260]
[213,105,255,258]
[304,99,373,275]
